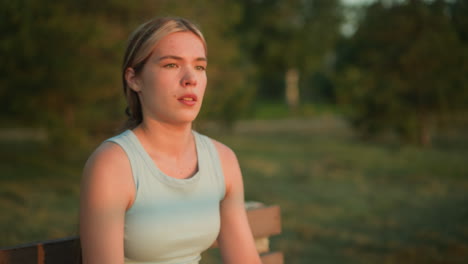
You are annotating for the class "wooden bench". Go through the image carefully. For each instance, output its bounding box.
[0,202,282,264]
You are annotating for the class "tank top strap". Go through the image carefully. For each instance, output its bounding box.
[192,131,226,201]
[104,129,225,201]
[104,130,142,190]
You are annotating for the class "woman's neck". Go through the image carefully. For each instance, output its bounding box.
[132,119,194,159]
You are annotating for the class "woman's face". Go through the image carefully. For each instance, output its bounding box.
[128,31,207,125]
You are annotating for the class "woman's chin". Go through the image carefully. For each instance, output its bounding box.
[146,109,200,126]
[166,114,199,126]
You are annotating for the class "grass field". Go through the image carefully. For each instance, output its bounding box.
[1,116,468,263]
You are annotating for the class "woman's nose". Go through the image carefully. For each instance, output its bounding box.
[181,68,197,87]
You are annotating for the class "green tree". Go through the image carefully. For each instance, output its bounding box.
[0,0,124,147]
[334,0,468,146]
[236,0,343,111]
[0,0,257,145]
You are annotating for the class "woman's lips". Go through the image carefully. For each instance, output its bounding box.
[178,94,198,106]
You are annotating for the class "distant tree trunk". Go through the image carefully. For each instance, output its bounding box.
[64,104,75,129]
[285,68,299,112]
[418,110,432,147]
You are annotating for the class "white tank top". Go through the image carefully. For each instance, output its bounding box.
[105,130,225,264]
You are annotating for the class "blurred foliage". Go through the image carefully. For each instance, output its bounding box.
[334,0,468,146]
[236,0,342,103]
[1,0,468,147]
[0,0,261,144]
[0,0,127,149]
[0,0,342,133]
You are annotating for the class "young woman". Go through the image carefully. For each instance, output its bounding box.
[79,17,262,264]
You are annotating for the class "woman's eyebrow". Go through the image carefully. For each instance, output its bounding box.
[158,55,183,61]
[158,55,207,62]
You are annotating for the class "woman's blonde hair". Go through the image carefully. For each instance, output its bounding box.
[122,17,207,129]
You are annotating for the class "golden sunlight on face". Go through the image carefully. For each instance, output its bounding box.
[138,32,207,125]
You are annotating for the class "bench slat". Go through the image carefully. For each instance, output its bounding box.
[0,205,282,264]
[247,205,282,238]
[0,246,37,264]
[260,252,284,264]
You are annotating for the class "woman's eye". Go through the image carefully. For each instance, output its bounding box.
[164,63,178,68]
[195,65,206,71]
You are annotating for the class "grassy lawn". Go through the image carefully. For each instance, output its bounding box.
[1,117,468,263]
[0,140,82,246]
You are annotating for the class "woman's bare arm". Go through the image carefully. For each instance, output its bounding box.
[213,140,262,264]
[79,143,134,264]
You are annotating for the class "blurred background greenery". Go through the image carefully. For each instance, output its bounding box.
[1,0,468,263]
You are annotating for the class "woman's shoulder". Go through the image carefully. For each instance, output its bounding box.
[193,131,237,163]
[203,136,241,196]
[210,138,237,163]
[84,130,133,171]
[82,140,133,188]
[81,140,135,209]
[194,131,236,161]
[90,140,126,162]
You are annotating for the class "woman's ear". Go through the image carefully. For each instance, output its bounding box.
[125,67,142,92]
